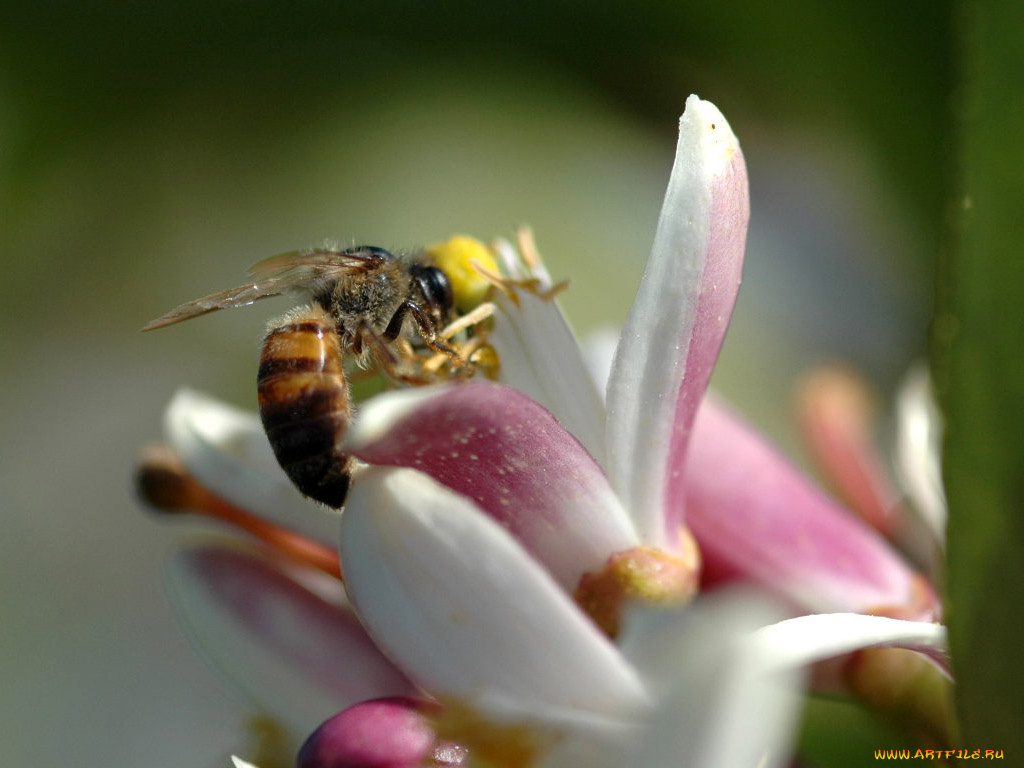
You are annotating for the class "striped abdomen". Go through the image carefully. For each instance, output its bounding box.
[257,305,353,508]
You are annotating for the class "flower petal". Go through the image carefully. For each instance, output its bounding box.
[580,328,621,400]
[164,389,340,547]
[167,544,415,731]
[346,383,639,590]
[606,95,749,548]
[796,366,902,538]
[339,467,651,720]
[488,290,608,467]
[686,397,939,620]
[895,364,947,544]
[618,592,802,768]
[752,613,949,678]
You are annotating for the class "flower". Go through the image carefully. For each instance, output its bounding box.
[138,95,948,766]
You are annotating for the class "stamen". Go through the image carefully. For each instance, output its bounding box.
[441,301,496,340]
[535,280,570,301]
[470,259,523,307]
[513,226,570,300]
[515,225,543,272]
[135,444,342,579]
[470,260,569,305]
[468,345,501,380]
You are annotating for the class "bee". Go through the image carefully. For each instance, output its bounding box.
[143,244,497,508]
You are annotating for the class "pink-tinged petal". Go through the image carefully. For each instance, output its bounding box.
[167,544,415,731]
[752,614,949,679]
[796,367,903,538]
[606,96,749,549]
[164,389,340,548]
[346,383,639,591]
[298,697,466,768]
[339,467,651,720]
[685,397,939,620]
[797,367,941,578]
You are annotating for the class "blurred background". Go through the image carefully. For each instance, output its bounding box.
[1,2,954,766]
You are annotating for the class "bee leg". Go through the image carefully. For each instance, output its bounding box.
[403,301,469,365]
[381,301,411,343]
[355,321,434,386]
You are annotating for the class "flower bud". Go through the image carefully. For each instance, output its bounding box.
[297,697,466,768]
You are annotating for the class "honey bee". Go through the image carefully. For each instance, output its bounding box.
[144,244,496,508]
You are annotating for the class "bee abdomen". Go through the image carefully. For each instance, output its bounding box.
[257,307,353,508]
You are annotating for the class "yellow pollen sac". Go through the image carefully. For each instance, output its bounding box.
[574,536,701,638]
[469,344,501,381]
[426,235,500,313]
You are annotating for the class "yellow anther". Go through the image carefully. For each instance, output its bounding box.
[469,344,501,381]
[426,235,500,313]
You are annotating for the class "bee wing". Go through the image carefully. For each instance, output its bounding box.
[142,248,391,332]
[247,247,390,280]
[141,276,301,331]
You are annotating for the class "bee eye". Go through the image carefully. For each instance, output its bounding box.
[410,264,454,314]
[357,246,395,260]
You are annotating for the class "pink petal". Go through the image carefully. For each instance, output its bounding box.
[796,367,903,538]
[346,383,638,591]
[685,397,939,620]
[606,96,749,549]
[168,544,415,731]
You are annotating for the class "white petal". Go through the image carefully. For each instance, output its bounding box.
[619,592,802,768]
[581,328,621,402]
[339,467,650,720]
[167,543,414,732]
[230,758,260,768]
[752,613,949,676]
[606,95,749,547]
[164,389,340,547]
[489,291,608,467]
[895,364,947,543]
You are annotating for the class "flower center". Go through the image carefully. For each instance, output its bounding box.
[574,532,701,638]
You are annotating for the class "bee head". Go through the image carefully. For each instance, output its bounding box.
[409,263,455,321]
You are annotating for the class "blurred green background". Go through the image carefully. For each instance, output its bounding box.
[0,1,993,766]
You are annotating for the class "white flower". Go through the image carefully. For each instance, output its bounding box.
[139,95,948,767]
